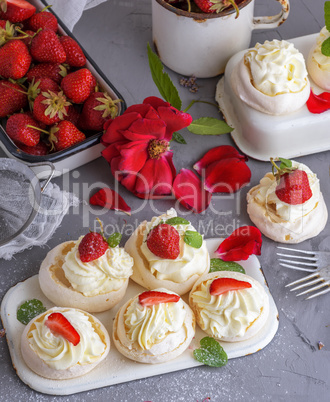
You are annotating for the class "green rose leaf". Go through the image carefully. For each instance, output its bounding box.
[322,36,330,57]
[187,117,233,135]
[166,217,190,225]
[172,131,187,144]
[147,43,182,111]
[193,336,228,367]
[184,230,203,248]
[325,1,330,32]
[107,232,122,248]
[17,299,47,325]
[209,258,245,274]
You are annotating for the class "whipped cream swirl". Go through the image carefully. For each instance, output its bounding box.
[62,237,133,296]
[27,310,106,370]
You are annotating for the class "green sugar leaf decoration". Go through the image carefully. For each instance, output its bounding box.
[184,230,203,248]
[17,299,47,325]
[325,1,330,32]
[193,336,228,367]
[107,232,122,248]
[172,131,187,144]
[322,37,330,57]
[166,217,190,225]
[209,258,245,274]
[278,157,292,170]
[187,117,233,135]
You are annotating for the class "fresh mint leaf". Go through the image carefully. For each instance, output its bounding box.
[184,230,203,248]
[325,1,330,32]
[278,157,292,170]
[193,336,228,367]
[17,299,46,325]
[147,43,182,110]
[107,232,122,248]
[172,131,187,144]
[166,217,190,225]
[187,117,233,135]
[322,37,330,56]
[209,258,245,274]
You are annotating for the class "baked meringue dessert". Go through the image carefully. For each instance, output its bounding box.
[112,288,195,363]
[247,159,328,243]
[125,208,210,295]
[21,307,110,379]
[39,233,134,313]
[307,27,330,90]
[231,39,310,115]
[189,271,269,342]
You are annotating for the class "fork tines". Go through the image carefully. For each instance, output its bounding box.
[286,268,330,300]
[277,247,322,272]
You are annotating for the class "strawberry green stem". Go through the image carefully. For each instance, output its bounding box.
[41,5,53,12]
[26,125,49,135]
[187,0,191,12]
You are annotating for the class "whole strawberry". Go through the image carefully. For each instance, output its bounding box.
[194,0,239,17]
[0,80,27,118]
[79,92,121,131]
[78,232,109,263]
[18,141,50,156]
[65,105,81,126]
[271,158,313,205]
[26,62,68,84]
[30,28,66,63]
[61,68,95,104]
[49,120,86,151]
[18,29,35,48]
[59,36,86,67]
[0,19,16,46]
[26,6,58,32]
[146,223,180,260]
[33,90,71,125]
[0,0,36,23]
[6,112,40,146]
[0,40,31,79]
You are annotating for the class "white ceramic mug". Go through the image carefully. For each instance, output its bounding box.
[152,0,290,78]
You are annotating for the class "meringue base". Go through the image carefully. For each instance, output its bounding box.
[307,44,330,91]
[39,242,129,313]
[125,222,210,295]
[20,307,110,380]
[112,296,195,364]
[189,271,270,342]
[247,188,328,244]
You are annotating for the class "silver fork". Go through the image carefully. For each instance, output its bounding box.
[285,267,330,300]
[277,246,330,272]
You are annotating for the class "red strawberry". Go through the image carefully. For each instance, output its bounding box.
[0,40,31,79]
[78,232,108,263]
[18,141,50,155]
[0,80,27,118]
[0,19,5,28]
[0,0,36,23]
[146,223,180,260]
[79,92,121,131]
[61,68,94,104]
[139,291,180,307]
[18,29,35,47]
[26,7,58,32]
[65,105,80,126]
[59,36,86,67]
[6,112,40,146]
[0,19,16,45]
[45,312,80,346]
[33,90,71,125]
[275,170,312,205]
[49,120,86,151]
[194,0,239,17]
[30,28,66,63]
[26,77,59,110]
[26,63,68,84]
[209,277,252,296]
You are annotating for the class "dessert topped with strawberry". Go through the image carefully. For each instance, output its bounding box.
[125,208,210,295]
[112,288,195,363]
[20,307,110,379]
[247,158,328,243]
[189,271,269,342]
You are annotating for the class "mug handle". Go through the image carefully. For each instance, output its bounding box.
[253,0,290,30]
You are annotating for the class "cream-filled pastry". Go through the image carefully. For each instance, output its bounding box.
[21,307,110,379]
[231,39,310,115]
[189,272,269,342]
[307,27,330,90]
[125,208,210,295]
[39,233,134,313]
[247,160,328,243]
[113,288,195,363]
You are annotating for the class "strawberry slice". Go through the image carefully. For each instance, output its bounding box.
[209,278,252,296]
[138,291,180,307]
[45,312,80,346]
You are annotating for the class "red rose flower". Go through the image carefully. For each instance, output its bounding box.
[101,96,192,199]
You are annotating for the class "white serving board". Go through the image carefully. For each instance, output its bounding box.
[216,33,330,161]
[0,238,279,396]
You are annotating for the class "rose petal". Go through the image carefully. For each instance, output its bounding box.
[173,168,212,213]
[90,187,131,215]
[121,118,166,141]
[216,226,262,261]
[118,141,148,173]
[193,145,247,175]
[306,89,330,114]
[101,141,125,162]
[157,106,193,141]
[102,112,142,144]
[204,157,251,193]
[143,96,171,109]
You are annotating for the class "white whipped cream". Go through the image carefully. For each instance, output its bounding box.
[62,237,133,296]
[27,310,106,370]
[307,27,330,90]
[190,277,264,339]
[140,208,208,283]
[124,288,186,350]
